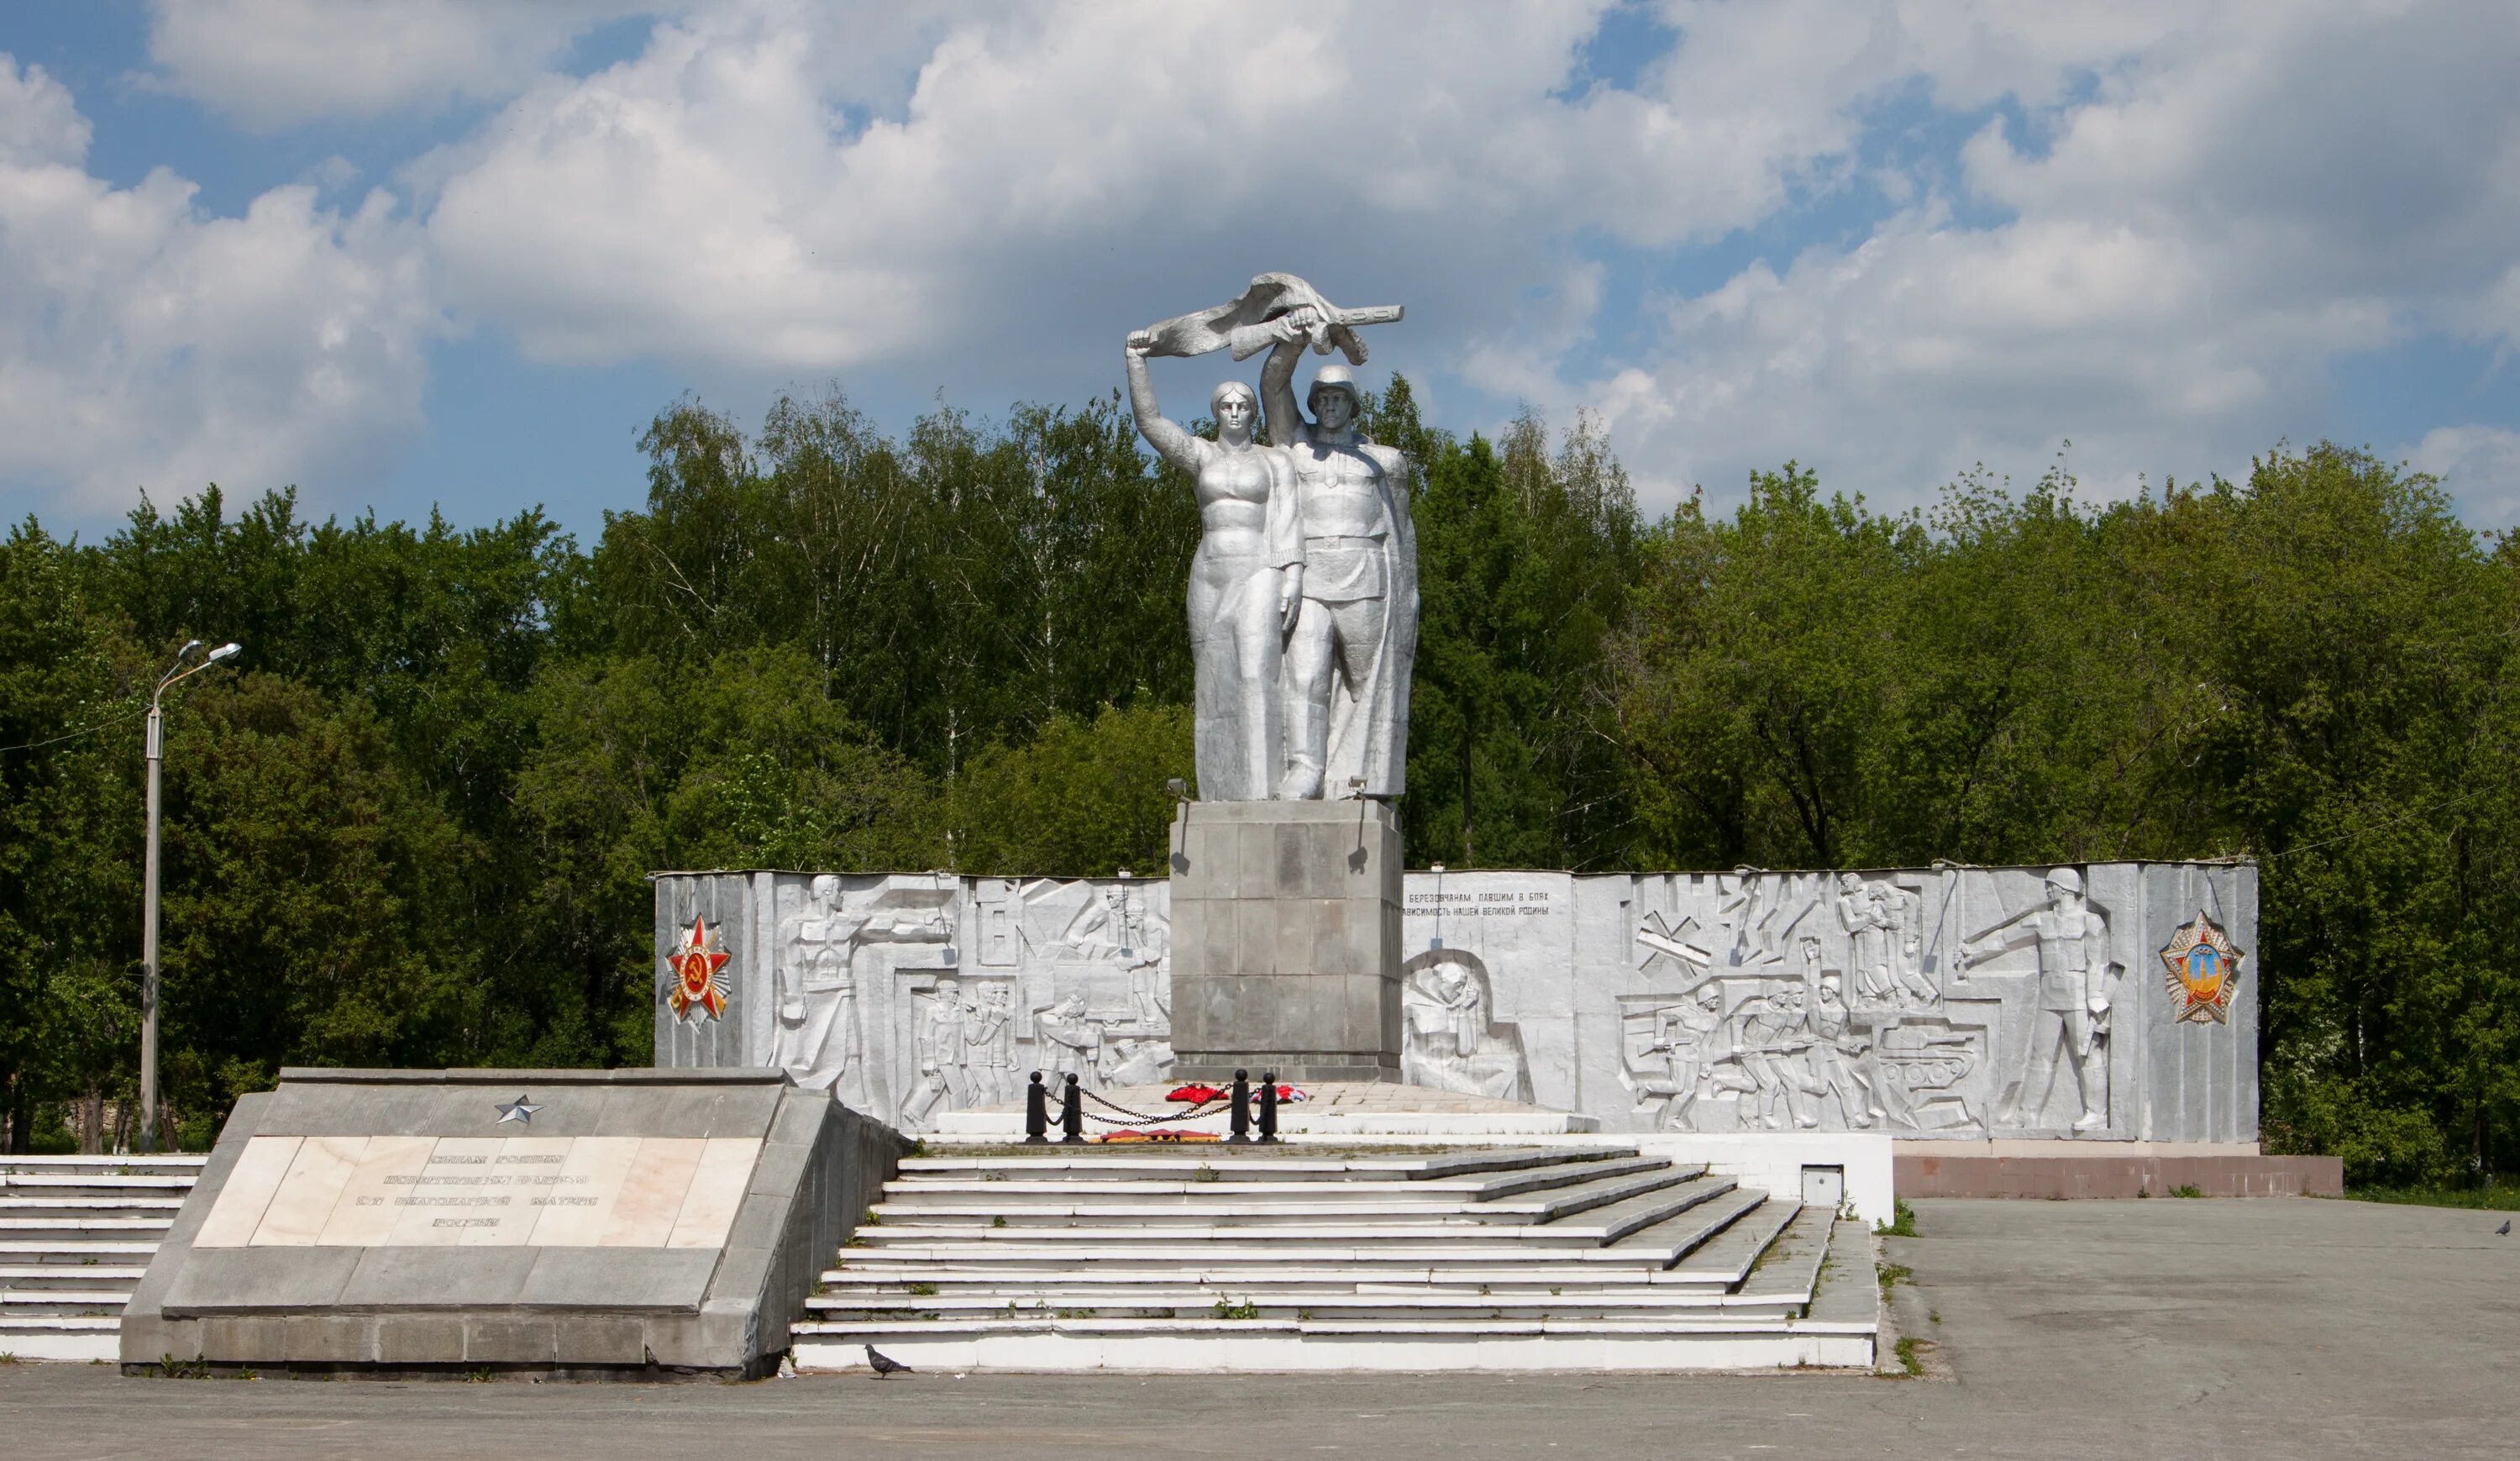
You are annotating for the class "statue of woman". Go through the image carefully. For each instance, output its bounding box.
[1126,332,1301,800]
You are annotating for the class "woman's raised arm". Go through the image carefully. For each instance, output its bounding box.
[1125,333,1203,473]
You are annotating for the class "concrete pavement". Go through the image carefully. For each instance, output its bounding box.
[2,1196,2511,1459]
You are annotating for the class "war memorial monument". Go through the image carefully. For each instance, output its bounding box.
[92,275,2317,1380]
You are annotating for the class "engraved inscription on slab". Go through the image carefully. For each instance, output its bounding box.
[192,1135,762,1248]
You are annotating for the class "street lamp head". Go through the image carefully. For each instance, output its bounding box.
[207,642,241,663]
[177,639,202,659]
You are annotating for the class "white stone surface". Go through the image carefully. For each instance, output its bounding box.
[1629,1133,1896,1228]
[192,1135,760,1248]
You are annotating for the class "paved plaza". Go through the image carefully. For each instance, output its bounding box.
[3,1196,2510,1459]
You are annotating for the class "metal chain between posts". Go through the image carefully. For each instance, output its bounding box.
[1078,1088,1229,1127]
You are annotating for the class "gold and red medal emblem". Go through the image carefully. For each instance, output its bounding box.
[2158,911,2243,1025]
[667,916,732,1022]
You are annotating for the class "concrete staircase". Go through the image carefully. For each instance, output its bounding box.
[792,1145,1878,1372]
[0,1155,202,1362]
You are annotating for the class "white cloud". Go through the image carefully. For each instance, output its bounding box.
[2408,424,2520,528]
[1584,1,2520,513]
[416,0,1907,399]
[21,1,2516,531]
[0,54,90,166]
[142,0,667,129]
[0,55,443,521]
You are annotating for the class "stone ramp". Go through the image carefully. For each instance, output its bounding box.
[794,1147,1878,1372]
[1,1155,204,1362]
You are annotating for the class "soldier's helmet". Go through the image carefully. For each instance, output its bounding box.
[2045,866,2084,896]
[1308,364,1361,415]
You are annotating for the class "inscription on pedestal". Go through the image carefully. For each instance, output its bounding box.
[194,1134,761,1249]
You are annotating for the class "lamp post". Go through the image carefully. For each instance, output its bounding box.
[139,639,239,1154]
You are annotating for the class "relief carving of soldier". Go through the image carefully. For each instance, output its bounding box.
[1961,866,2122,1132]
[774,875,952,1104]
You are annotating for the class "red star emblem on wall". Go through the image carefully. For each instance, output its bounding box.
[667,916,732,1022]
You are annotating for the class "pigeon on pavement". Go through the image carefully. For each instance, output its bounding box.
[2497,1219,2511,1236]
[866,1344,912,1377]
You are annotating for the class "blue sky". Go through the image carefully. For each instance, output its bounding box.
[6,1,2520,547]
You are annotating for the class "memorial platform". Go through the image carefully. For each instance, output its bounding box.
[932,1080,1600,1140]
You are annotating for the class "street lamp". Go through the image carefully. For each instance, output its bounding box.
[138,639,239,1153]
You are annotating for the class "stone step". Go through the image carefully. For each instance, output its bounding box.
[869,1162,1698,1227]
[878,1156,1680,1206]
[821,1261,1743,1290]
[1803,1222,1880,1327]
[791,1311,1875,1374]
[0,1290,129,1315]
[809,1285,1811,1318]
[893,1147,1636,1183]
[849,1175,1731,1251]
[1664,1196,1799,1285]
[0,1156,205,1171]
[0,1265,149,1285]
[0,1174,200,1191]
[1599,1183,1772,1267]
[0,1320,126,1362]
[0,1217,170,1233]
[1727,1207,1835,1311]
[0,1240,160,1258]
[832,1235,1762,1269]
[0,1198,185,1212]
[0,1314,123,1331]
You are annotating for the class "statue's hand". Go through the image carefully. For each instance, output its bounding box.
[1126,329,1153,359]
[1272,307,1319,343]
[1278,567,1304,630]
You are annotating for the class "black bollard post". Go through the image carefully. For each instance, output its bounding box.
[1228,1069,1252,1144]
[1060,1074,1086,1144]
[1024,1071,1049,1145]
[1257,1069,1279,1144]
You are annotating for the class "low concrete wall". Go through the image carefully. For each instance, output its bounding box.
[1636,1132,1897,1227]
[1896,1148,2342,1199]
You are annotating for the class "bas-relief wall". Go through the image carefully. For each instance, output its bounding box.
[655,872,1177,1136]
[655,860,2255,1143]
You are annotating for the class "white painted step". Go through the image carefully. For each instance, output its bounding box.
[0,1265,148,1284]
[894,1148,1637,1181]
[869,1162,1698,1227]
[793,1311,1873,1374]
[879,1156,1682,1206]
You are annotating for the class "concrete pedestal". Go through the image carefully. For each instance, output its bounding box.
[120,1069,909,1379]
[1168,799,1403,1084]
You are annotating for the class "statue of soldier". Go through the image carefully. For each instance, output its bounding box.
[1259,313,1419,799]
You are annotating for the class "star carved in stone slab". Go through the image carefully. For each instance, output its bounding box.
[494,1094,543,1125]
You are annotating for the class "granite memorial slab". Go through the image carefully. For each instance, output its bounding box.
[122,1068,906,1378]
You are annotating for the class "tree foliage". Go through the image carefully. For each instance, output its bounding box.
[0,389,2510,1183]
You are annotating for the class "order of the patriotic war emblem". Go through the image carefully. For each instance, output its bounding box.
[2157,912,2243,1025]
[667,915,732,1022]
